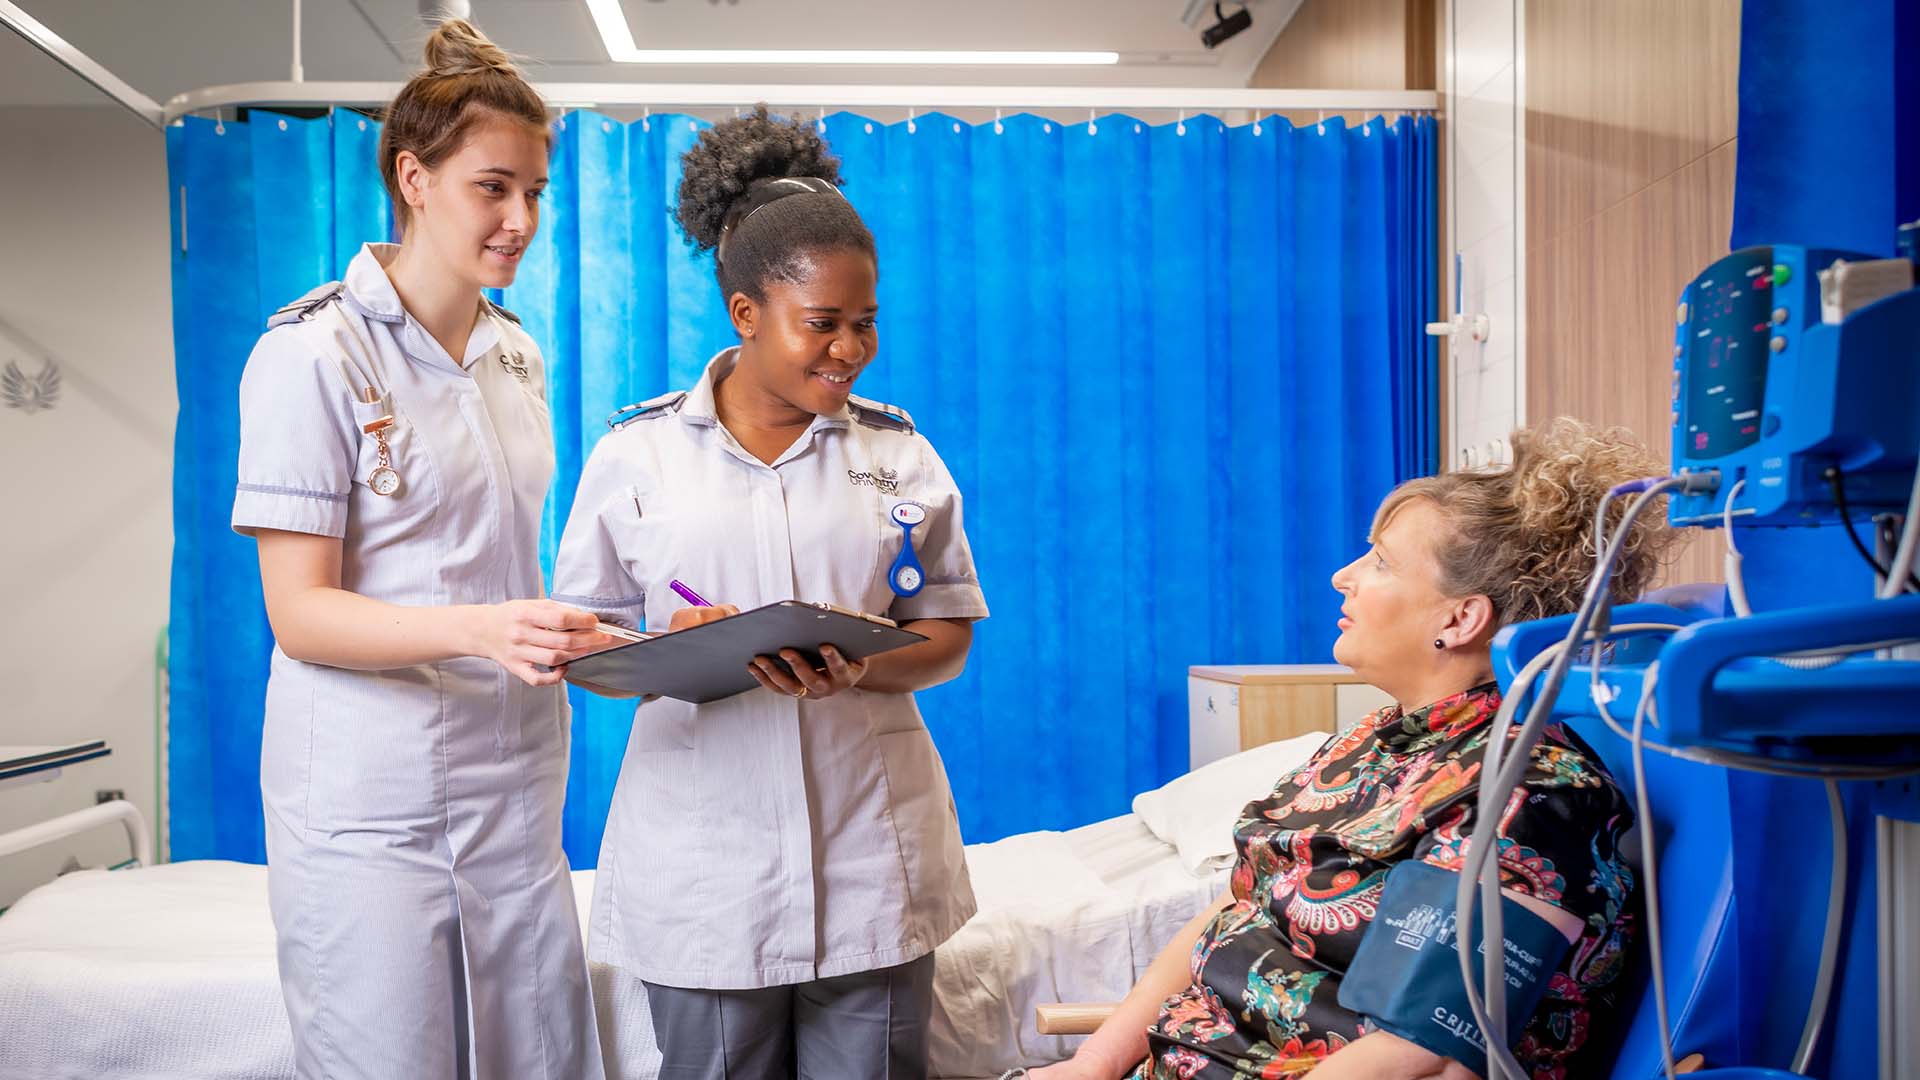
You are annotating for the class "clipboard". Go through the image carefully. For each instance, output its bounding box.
[565,600,928,703]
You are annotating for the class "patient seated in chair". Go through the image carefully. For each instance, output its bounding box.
[1019,418,1675,1080]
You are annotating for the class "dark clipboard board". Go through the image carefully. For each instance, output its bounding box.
[564,600,928,703]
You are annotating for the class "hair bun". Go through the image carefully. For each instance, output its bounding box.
[1507,416,1677,604]
[675,105,844,252]
[1508,417,1656,538]
[379,17,548,231]
[422,18,518,78]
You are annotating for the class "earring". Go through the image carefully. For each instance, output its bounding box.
[1433,638,1445,650]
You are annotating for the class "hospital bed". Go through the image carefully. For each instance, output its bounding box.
[0,735,1328,1080]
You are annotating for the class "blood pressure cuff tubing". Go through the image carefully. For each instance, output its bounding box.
[1335,860,1573,1074]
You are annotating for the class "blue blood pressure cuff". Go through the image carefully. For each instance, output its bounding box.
[1336,860,1573,1074]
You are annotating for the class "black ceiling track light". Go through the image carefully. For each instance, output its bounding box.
[1201,2,1253,49]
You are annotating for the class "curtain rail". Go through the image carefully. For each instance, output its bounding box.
[163,81,1439,125]
[1,0,166,128]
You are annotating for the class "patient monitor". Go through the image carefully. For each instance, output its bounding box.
[1667,243,1920,528]
[1491,225,1920,1079]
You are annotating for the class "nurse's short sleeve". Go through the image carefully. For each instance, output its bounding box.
[231,329,356,538]
[889,437,990,623]
[551,436,648,629]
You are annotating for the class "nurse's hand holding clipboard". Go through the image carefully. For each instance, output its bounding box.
[665,579,869,700]
[747,643,868,700]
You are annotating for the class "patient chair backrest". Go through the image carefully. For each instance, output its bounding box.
[1566,710,1744,1079]
[1639,582,1728,621]
[1493,592,1746,1079]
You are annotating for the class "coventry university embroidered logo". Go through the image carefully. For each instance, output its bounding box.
[499,351,531,384]
[2,359,60,415]
[847,466,900,495]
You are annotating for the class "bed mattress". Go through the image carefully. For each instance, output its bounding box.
[0,816,1222,1080]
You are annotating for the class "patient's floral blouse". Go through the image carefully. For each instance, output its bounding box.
[1132,683,1637,1080]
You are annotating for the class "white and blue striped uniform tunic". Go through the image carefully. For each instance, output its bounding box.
[552,348,990,992]
[232,242,602,1080]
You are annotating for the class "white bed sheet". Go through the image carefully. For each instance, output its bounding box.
[0,817,1222,1080]
[928,817,1228,1078]
[0,860,292,1080]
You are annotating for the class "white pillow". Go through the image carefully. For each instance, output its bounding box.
[1131,732,1335,875]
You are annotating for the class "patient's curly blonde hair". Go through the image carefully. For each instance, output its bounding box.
[1374,417,1678,628]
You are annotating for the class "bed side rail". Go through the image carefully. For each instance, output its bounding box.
[0,799,154,870]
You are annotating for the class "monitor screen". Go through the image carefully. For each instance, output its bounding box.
[1682,248,1774,460]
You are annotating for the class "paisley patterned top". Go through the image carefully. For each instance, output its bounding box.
[1131,683,1636,1080]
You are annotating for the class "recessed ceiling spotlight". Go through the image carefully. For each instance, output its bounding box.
[582,0,1118,65]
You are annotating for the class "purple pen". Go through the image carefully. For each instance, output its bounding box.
[668,579,711,607]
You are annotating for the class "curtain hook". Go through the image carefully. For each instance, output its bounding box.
[1317,110,1326,136]
[642,105,651,131]
[907,106,917,134]
[1176,109,1186,137]
[994,107,1003,135]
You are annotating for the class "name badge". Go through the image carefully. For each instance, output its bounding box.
[889,502,927,597]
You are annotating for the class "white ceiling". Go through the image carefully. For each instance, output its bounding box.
[0,0,1300,110]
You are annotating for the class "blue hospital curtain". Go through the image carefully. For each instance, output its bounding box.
[166,109,1436,863]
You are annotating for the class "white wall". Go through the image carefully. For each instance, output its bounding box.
[1444,0,1523,467]
[0,105,174,908]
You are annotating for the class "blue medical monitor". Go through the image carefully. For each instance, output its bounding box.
[1668,244,1920,526]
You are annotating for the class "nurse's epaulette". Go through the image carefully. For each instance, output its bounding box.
[266,282,345,329]
[484,297,522,325]
[607,390,689,430]
[847,394,915,435]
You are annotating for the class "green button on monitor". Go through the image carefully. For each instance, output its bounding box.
[1773,263,1792,286]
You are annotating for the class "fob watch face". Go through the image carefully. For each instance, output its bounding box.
[894,565,922,592]
[369,465,401,496]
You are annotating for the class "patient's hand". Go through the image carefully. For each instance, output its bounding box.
[1298,1030,1479,1079]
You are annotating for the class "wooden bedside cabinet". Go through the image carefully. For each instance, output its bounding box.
[1187,665,1395,769]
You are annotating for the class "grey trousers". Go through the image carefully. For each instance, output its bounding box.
[644,954,937,1080]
